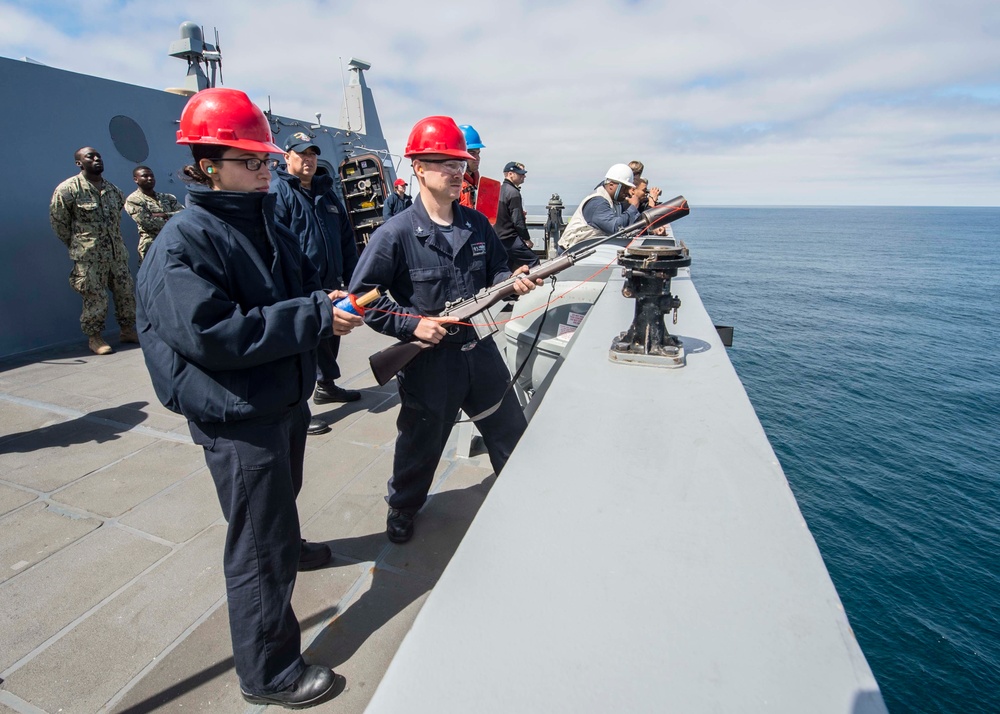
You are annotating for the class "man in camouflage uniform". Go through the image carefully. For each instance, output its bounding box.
[50,147,137,355]
[125,165,182,264]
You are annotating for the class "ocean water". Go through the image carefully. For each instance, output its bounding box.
[677,207,1000,713]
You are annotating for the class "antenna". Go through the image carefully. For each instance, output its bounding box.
[214,28,224,85]
[339,56,352,132]
[201,26,223,88]
[167,21,210,94]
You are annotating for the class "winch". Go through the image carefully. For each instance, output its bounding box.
[610,241,692,368]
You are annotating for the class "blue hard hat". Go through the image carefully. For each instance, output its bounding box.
[458,124,485,149]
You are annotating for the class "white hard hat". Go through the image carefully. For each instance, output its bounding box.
[604,163,635,188]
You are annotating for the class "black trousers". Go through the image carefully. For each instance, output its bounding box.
[389,337,527,511]
[500,236,540,272]
[315,334,342,384]
[188,402,309,695]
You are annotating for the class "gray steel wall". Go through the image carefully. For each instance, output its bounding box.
[0,57,396,359]
[1,57,191,358]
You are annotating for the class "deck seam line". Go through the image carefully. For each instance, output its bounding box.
[300,562,380,656]
[0,534,206,681]
[99,594,229,713]
[0,689,50,714]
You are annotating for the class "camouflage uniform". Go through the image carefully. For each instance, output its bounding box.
[50,174,136,336]
[124,189,182,263]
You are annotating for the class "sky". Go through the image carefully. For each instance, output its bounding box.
[1,0,998,207]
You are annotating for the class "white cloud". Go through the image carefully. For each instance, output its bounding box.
[2,0,997,205]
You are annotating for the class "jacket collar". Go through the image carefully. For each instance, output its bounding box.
[410,194,476,257]
[187,184,270,215]
[187,185,281,277]
[275,168,333,195]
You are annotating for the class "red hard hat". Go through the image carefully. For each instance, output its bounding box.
[404,116,474,160]
[176,88,282,153]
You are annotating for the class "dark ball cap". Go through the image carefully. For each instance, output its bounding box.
[283,131,321,155]
[503,161,526,175]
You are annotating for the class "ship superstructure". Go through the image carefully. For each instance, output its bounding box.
[0,23,396,358]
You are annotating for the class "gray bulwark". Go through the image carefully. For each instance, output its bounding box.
[365,267,888,713]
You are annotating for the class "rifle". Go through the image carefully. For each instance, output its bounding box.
[368,196,690,385]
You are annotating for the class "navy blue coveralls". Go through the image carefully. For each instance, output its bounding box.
[272,169,358,387]
[135,187,334,696]
[349,195,527,512]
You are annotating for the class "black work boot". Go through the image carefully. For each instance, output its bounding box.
[240,665,343,709]
[386,508,415,543]
[314,382,361,404]
[306,417,330,435]
[298,540,333,571]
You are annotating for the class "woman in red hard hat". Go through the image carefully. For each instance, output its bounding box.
[135,88,360,709]
[350,115,541,545]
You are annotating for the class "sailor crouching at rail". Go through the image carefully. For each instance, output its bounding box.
[557,162,642,252]
[349,115,542,545]
[134,88,361,710]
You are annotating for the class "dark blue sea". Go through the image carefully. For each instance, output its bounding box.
[677,207,999,714]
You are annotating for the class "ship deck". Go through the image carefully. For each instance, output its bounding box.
[1,256,887,713]
[0,325,493,713]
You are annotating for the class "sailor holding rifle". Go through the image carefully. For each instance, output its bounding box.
[349,115,541,544]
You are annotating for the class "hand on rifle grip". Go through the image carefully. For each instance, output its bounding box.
[413,316,453,344]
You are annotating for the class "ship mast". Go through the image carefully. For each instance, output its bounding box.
[166,21,223,96]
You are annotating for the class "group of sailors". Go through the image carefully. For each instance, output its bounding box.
[46,86,665,709]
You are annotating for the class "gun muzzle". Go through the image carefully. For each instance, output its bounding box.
[640,196,689,228]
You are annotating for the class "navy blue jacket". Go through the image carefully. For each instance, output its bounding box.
[349,194,511,342]
[136,187,334,423]
[495,179,531,244]
[272,169,358,289]
[383,190,412,219]
[494,178,540,270]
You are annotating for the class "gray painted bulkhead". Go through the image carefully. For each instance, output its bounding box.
[0,56,393,359]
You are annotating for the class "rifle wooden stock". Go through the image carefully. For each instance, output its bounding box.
[370,340,432,386]
[367,195,690,385]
